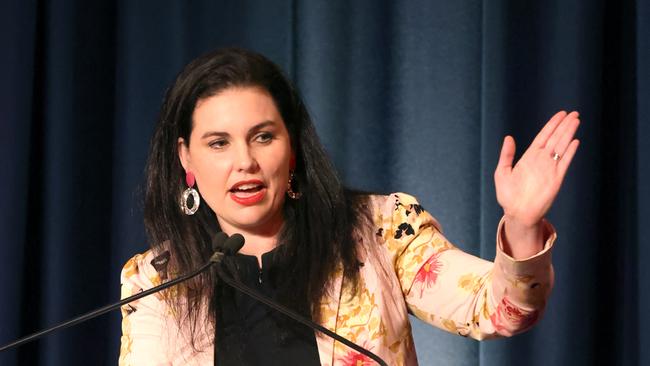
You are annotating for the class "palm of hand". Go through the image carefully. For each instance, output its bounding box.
[494,111,581,228]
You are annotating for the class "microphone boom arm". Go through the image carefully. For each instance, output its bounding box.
[0,261,214,352]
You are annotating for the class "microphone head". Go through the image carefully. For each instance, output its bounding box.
[223,233,245,255]
[211,231,229,251]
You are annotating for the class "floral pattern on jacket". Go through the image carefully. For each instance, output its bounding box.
[120,193,556,366]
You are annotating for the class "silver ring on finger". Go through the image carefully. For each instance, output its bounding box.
[551,152,561,161]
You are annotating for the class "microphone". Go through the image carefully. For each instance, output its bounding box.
[215,235,388,366]
[211,233,245,260]
[0,232,234,352]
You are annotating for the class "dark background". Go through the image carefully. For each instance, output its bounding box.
[1,1,648,365]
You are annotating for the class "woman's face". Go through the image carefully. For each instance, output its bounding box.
[178,86,292,236]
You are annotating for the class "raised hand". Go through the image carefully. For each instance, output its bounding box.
[494,111,580,258]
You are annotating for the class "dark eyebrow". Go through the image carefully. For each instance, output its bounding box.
[201,131,229,139]
[247,120,276,136]
[200,120,277,140]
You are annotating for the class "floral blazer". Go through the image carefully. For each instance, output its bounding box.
[119,193,556,366]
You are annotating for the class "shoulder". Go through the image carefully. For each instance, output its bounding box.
[359,193,451,295]
[360,192,444,263]
[366,192,442,235]
[120,249,171,299]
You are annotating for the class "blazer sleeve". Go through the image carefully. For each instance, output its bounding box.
[119,251,173,366]
[374,192,555,340]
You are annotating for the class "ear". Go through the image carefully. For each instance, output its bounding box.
[178,137,191,171]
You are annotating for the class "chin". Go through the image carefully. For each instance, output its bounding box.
[227,210,281,230]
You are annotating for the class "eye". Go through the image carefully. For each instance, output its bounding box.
[254,132,274,144]
[208,138,229,149]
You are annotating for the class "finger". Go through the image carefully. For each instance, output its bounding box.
[545,111,579,153]
[557,139,580,177]
[496,135,516,174]
[552,117,580,157]
[532,111,567,148]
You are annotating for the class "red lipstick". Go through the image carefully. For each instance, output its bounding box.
[229,179,266,206]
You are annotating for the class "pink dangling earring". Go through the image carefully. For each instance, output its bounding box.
[180,171,200,215]
[286,170,301,199]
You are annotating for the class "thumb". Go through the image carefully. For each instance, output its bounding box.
[496,135,516,175]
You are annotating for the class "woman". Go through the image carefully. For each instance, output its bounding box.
[119,48,580,365]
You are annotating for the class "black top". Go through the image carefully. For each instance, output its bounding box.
[214,248,321,366]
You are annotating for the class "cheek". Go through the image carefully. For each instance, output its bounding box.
[193,156,231,192]
[269,156,291,185]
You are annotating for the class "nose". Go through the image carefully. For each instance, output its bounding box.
[235,144,259,172]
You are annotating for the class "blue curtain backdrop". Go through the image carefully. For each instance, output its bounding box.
[1,0,648,365]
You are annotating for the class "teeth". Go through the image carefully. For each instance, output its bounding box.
[234,183,261,191]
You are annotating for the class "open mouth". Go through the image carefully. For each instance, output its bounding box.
[230,182,265,196]
[229,180,267,205]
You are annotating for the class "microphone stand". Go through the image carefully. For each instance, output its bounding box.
[2,231,388,366]
[214,263,388,366]
[0,251,225,352]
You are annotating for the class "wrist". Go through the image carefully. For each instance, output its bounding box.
[501,216,544,259]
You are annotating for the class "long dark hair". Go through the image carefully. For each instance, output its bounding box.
[144,48,365,347]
